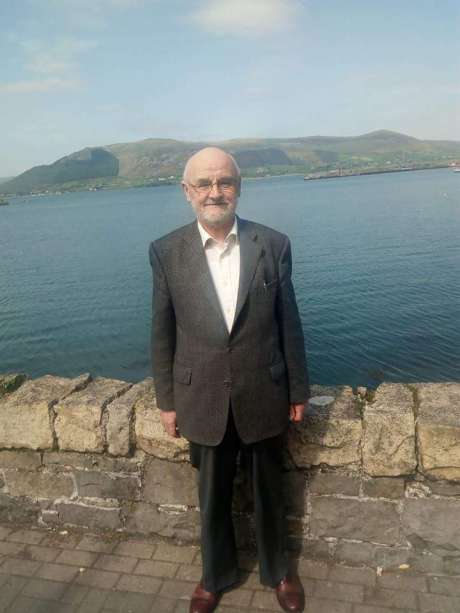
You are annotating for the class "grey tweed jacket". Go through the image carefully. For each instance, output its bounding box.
[149,216,310,445]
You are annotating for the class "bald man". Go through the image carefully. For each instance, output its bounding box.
[149,148,310,613]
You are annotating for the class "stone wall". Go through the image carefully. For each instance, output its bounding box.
[1,372,460,575]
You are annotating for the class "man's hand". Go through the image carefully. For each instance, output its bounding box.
[289,402,307,423]
[160,410,180,438]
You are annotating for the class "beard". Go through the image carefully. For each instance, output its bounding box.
[195,200,237,229]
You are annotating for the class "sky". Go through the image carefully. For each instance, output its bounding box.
[1,0,459,176]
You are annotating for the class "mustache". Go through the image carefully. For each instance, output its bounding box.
[204,199,228,206]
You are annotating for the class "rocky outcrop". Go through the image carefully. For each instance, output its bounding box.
[54,377,131,453]
[1,374,460,575]
[416,383,460,481]
[362,383,416,476]
[288,386,361,468]
[0,374,91,450]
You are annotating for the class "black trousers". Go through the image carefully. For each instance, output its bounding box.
[189,408,288,592]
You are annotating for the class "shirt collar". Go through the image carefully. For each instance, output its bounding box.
[197,217,238,248]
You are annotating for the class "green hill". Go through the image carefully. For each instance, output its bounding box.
[2,130,460,195]
[1,148,118,195]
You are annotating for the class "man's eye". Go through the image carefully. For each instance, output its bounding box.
[197,182,211,189]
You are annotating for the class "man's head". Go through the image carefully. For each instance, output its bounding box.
[182,147,241,232]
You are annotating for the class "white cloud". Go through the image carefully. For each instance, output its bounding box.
[190,0,301,36]
[0,37,95,95]
[21,38,98,75]
[40,0,146,29]
[0,78,82,94]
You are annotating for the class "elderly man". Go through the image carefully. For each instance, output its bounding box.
[149,147,310,613]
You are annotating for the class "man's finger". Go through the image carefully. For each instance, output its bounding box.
[289,404,305,422]
[160,411,179,437]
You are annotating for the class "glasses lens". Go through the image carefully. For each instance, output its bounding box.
[193,179,237,193]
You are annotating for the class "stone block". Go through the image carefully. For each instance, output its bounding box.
[0,373,91,450]
[54,499,122,530]
[428,480,460,497]
[54,377,131,452]
[297,538,332,560]
[335,541,376,565]
[362,585,417,610]
[124,501,200,541]
[0,373,27,397]
[310,497,400,545]
[0,450,41,469]
[362,383,416,476]
[288,386,362,468]
[444,556,460,574]
[283,471,308,516]
[41,509,60,526]
[405,480,431,498]
[309,471,360,496]
[143,457,197,506]
[362,477,405,499]
[373,546,410,569]
[0,493,40,523]
[407,550,445,574]
[4,469,75,498]
[402,497,460,552]
[74,470,140,500]
[107,378,151,456]
[416,383,460,481]
[43,449,143,473]
[134,380,190,461]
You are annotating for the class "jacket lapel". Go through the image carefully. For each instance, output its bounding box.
[233,218,264,329]
[183,222,229,337]
[183,218,263,338]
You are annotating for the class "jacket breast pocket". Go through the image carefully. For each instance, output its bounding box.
[173,363,192,385]
[251,278,278,297]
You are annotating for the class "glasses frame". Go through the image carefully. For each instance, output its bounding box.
[186,177,239,195]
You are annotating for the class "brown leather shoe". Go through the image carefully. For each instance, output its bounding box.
[275,574,305,612]
[189,582,220,613]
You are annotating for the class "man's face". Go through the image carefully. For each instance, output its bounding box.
[182,151,240,230]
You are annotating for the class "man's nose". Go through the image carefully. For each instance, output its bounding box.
[208,182,223,197]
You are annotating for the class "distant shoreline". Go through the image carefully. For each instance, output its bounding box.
[303,163,451,182]
[3,164,454,199]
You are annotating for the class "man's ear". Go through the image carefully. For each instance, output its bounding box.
[181,181,191,203]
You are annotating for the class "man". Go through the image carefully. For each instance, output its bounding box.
[149,147,310,613]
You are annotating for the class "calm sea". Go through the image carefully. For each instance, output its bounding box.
[1,168,459,388]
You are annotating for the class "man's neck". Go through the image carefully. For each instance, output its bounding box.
[199,217,235,244]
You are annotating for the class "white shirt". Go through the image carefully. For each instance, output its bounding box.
[197,218,240,332]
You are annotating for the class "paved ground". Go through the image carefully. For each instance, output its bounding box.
[0,523,459,613]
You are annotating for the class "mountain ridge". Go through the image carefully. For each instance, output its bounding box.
[2,130,460,195]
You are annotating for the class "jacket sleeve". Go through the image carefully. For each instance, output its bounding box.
[276,235,311,403]
[149,241,176,411]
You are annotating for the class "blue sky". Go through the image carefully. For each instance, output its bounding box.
[1,0,459,175]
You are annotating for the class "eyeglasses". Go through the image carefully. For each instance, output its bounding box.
[187,178,239,194]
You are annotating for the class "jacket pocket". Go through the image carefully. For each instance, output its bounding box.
[251,278,278,296]
[173,363,192,385]
[270,360,286,381]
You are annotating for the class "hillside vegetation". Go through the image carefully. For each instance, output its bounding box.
[2,130,460,195]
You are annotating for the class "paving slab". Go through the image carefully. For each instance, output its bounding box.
[0,522,459,612]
